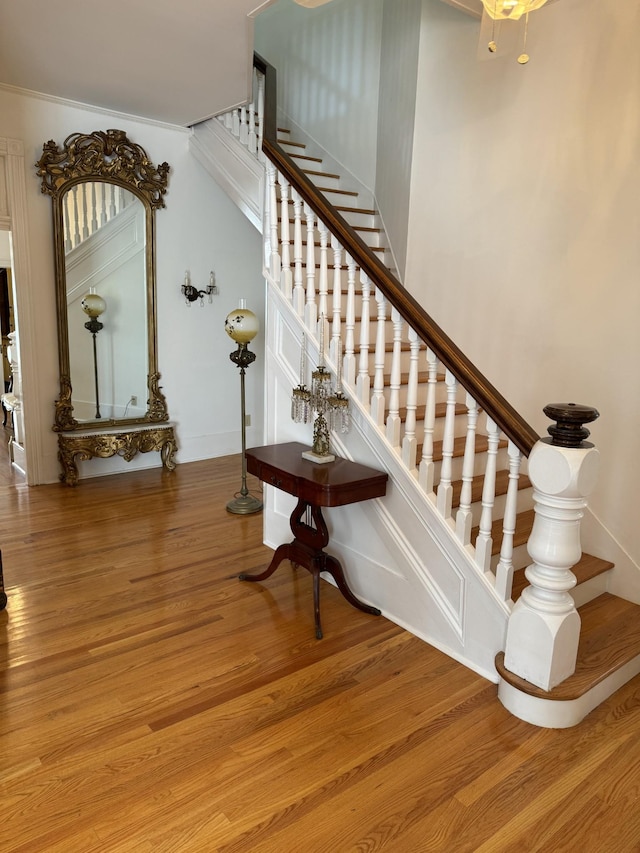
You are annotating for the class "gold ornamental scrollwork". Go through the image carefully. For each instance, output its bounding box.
[36,129,169,208]
[58,426,177,486]
[53,374,78,432]
[147,373,170,422]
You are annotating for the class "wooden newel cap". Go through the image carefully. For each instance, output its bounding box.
[543,403,600,448]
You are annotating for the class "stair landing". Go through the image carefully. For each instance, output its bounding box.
[496,592,640,728]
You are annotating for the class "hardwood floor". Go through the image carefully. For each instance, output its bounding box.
[0,455,639,852]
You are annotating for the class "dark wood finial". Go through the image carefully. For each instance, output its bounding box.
[543,403,600,448]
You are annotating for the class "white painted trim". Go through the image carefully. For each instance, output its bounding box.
[1,137,42,484]
[0,81,191,133]
[498,649,640,728]
[189,122,264,232]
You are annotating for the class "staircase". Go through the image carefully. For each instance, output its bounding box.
[190,55,640,728]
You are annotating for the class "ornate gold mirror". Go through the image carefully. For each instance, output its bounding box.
[36,129,170,432]
[36,130,177,485]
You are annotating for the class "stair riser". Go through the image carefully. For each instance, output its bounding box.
[460,487,534,530]
[430,445,510,485]
[571,572,611,608]
[488,541,531,574]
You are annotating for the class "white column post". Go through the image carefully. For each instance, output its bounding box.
[503,403,600,691]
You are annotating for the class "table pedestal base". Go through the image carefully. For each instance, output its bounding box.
[239,498,380,639]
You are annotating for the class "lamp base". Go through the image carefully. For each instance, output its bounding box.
[226,493,263,515]
[302,449,335,464]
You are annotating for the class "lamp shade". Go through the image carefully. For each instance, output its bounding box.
[225,303,259,344]
[481,0,549,20]
[81,292,106,318]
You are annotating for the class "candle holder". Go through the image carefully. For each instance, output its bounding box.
[291,323,350,464]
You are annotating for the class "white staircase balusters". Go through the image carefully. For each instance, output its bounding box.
[262,164,272,271]
[303,203,317,330]
[418,348,439,495]
[99,186,107,227]
[402,327,420,471]
[278,174,292,298]
[343,255,357,388]
[317,222,329,343]
[223,111,233,132]
[232,107,240,139]
[239,106,248,146]
[475,417,500,573]
[495,441,522,601]
[292,189,305,318]
[356,271,371,408]
[370,287,388,427]
[436,369,458,519]
[64,206,73,253]
[330,234,343,364]
[264,162,275,279]
[455,393,480,546]
[386,307,403,449]
[72,186,81,248]
[80,184,89,240]
[90,182,98,233]
[256,72,265,162]
[239,104,249,150]
[108,184,116,219]
[248,99,257,153]
[268,163,280,283]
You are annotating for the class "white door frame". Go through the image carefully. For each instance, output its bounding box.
[1,136,43,484]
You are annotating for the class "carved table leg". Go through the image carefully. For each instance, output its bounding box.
[160,435,177,471]
[239,498,380,639]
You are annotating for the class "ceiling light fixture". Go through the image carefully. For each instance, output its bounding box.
[292,0,334,7]
[481,0,554,64]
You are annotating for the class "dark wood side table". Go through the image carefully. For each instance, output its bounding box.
[240,442,388,638]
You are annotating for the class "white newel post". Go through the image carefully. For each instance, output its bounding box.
[503,403,600,691]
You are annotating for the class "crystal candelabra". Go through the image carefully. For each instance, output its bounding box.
[291,321,350,464]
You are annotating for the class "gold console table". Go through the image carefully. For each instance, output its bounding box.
[57,424,177,486]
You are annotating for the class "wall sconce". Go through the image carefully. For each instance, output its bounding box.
[181,271,218,306]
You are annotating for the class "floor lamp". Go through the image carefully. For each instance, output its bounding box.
[224,300,263,515]
[81,291,106,419]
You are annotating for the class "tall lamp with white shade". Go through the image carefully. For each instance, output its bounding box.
[224,300,263,515]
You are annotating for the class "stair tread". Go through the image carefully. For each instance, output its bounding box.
[279,139,306,149]
[335,205,377,216]
[451,469,532,509]
[303,169,341,180]
[283,217,381,234]
[511,553,614,602]
[319,186,358,196]
[496,593,640,700]
[289,152,323,163]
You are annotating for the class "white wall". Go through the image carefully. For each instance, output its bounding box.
[0,86,265,483]
[255,0,383,194]
[405,0,640,563]
[375,0,422,280]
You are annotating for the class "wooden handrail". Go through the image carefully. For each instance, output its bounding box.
[255,53,539,457]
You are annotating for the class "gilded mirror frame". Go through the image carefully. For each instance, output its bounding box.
[36,129,170,432]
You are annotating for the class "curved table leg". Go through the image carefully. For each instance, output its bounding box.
[238,498,380,638]
[322,553,381,617]
[238,542,293,582]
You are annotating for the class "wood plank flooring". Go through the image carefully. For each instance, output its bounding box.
[0,455,639,852]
